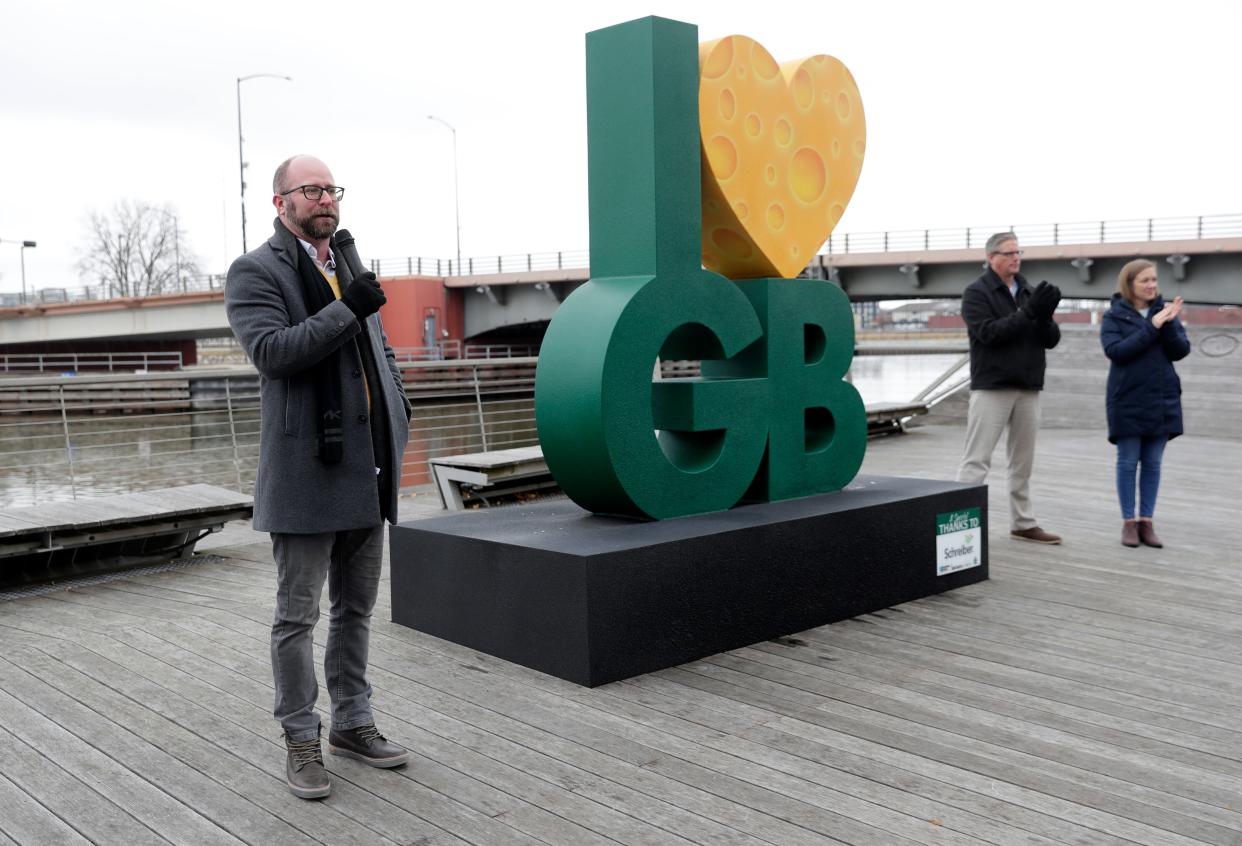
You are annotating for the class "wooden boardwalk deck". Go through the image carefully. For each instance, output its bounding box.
[1,423,1239,845]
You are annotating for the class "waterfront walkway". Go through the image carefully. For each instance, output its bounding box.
[0,423,1239,845]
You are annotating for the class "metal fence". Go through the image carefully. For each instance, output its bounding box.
[0,374,258,507]
[0,342,971,508]
[391,341,541,362]
[0,351,185,374]
[15,213,1240,306]
[0,364,541,509]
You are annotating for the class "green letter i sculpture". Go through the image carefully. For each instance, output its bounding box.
[535,16,866,520]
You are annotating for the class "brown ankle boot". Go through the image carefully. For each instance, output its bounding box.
[1121,520,1139,548]
[1138,520,1162,548]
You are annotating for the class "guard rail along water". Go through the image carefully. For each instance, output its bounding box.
[0,341,969,508]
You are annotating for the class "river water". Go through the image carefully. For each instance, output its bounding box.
[0,355,960,507]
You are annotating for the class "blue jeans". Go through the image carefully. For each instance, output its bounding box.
[271,526,384,742]
[1115,435,1167,520]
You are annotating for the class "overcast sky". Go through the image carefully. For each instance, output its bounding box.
[2,0,1239,296]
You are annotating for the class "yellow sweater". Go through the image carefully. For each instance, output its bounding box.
[321,268,371,409]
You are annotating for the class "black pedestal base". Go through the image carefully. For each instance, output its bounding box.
[390,475,987,687]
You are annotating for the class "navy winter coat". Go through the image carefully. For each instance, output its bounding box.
[1100,293,1190,444]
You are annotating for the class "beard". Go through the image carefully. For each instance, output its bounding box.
[287,203,339,240]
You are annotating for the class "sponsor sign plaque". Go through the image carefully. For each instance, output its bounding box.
[936,507,982,576]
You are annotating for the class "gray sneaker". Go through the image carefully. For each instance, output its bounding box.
[328,724,409,768]
[283,732,331,799]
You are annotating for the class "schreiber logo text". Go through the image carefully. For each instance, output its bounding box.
[936,508,982,576]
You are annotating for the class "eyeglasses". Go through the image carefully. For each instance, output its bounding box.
[279,184,345,201]
[994,250,1024,258]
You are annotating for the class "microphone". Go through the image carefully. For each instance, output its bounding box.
[334,228,368,280]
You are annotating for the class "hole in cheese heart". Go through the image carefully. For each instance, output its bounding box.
[836,92,851,121]
[706,136,738,180]
[793,68,814,110]
[751,40,780,80]
[699,34,866,280]
[703,38,733,78]
[790,148,827,204]
[774,118,792,147]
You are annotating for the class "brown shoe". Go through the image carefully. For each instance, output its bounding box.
[1121,520,1139,548]
[1011,526,1062,544]
[1137,520,1162,548]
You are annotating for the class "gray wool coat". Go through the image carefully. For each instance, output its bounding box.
[225,220,411,534]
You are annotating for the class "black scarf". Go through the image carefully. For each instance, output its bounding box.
[294,245,345,464]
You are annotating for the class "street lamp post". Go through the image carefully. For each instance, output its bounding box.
[0,238,37,304]
[427,115,462,274]
[237,73,292,254]
[20,241,36,304]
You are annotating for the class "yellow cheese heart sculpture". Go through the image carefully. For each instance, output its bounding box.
[700,36,865,280]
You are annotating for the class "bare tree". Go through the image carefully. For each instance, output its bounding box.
[77,201,200,298]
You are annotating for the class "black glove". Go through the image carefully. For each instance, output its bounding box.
[1039,282,1062,319]
[341,271,386,319]
[1023,281,1060,321]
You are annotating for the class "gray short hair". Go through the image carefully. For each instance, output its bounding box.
[985,232,1017,255]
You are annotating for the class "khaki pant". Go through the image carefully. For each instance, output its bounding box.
[957,389,1041,531]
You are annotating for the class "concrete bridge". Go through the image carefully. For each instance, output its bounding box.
[3,214,1239,357]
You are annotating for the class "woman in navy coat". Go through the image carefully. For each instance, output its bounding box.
[1100,259,1190,548]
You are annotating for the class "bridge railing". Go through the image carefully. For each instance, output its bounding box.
[823,213,1242,254]
[370,250,591,278]
[15,213,1240,305]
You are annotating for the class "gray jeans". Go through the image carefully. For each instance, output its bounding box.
[271,526,384,742]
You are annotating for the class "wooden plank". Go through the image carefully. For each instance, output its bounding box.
[658,664,1233,846]
[119,622,712,846]
[2,424,1240,845]
[429,445,545,470]
[131,581,948,844]
[360,645,938,845]
[703,644,1242,796]
[11,617,533,846]
[0,650,277,846]
[0,701,176,846]
[65,618,614,846]
[0,770,90,846]
[598,677,1134,846]
[5,641,470,846]
[0,495,252,540]
[618,670,1189,846]
[740,634,1242,772]
[99,591,844,844]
